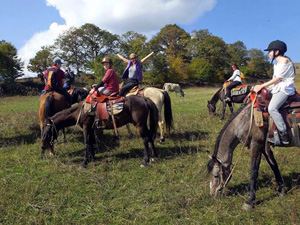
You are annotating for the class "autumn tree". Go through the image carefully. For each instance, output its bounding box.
[149,24,190,83]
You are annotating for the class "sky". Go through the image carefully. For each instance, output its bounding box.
[1,0,300,78]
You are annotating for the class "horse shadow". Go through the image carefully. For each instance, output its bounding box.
[0,123,40,146]
[224,172,300,205]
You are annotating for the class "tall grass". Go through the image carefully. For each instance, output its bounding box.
[0,88,299,224]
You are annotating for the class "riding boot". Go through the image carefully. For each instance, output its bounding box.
[279,131,289,145]
[267,131,289,145]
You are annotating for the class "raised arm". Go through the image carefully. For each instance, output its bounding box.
[140,51,154,64]
[117,53,129,64]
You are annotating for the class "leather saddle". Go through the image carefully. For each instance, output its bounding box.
[125,86,145,97]
[85,91,124,120]
[249,88,300,146]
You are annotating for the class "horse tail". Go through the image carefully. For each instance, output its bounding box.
[145,98,159,141]
[162,91,173,133]
[44,94,55,119]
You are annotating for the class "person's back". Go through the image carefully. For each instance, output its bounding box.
[42,57,72,106]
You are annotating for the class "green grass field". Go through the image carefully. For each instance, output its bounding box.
[0,87,299,224]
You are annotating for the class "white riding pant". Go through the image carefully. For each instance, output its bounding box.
[268,91,289,132]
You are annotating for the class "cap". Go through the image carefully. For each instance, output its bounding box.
[53,57,64,64]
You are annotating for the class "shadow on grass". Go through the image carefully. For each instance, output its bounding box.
[0,124,40,146]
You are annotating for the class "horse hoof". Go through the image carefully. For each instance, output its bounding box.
[140,162,148,168]
[80,164,87,169]
[150,158,155,163]
[159,138,165,143]
[242,202,254,211]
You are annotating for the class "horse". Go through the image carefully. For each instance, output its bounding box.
[69,87,89,104]
[126,87,173,143]
[41,95,159,168]
[207,84,252,120]
[207,94,300,210]
[163,83,185,97]
[39,91,69,155]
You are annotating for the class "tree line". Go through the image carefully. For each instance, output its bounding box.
[1,23,272,93]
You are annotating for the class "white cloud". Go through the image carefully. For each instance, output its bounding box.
[19,0,217,77]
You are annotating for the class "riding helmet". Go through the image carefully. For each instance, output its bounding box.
[101,56,113,65]
[264,40,287,54]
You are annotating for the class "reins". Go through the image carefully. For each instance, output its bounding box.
[220,92,258,190]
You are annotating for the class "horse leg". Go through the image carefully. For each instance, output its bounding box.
[41,146,46,159]
[228,102,234,114]
[221,100,226,120]
[263,143,285,195]
[243,147,262,210]
[149,137,158,162]
[81,126,94,168]
[94,128,104,153]
[62,128,66,143]
[125,124,134,137]
[135,125,150,167]
[158,116,165,143]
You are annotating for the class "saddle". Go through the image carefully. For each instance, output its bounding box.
[125,86,145,97]
[85,91,124,121]
[222,81,248,97]
[249,88,300,146]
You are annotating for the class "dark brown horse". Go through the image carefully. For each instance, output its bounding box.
[206,99,300,210]
[207,85,252,120]
[39,89,89,155]
[41,95,159,168]
[69,87,89,104]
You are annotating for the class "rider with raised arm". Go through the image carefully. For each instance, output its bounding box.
[116,51,154,97]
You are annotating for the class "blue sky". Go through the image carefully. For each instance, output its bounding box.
[1,0,299,77]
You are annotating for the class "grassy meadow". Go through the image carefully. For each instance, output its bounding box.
[0,87,299,224]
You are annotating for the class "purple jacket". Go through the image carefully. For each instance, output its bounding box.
[121,60,143,82]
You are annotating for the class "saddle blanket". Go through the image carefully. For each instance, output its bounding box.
[106,101,124,115]
[231,85,248,96]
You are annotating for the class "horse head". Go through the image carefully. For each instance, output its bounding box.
[208,155,232,196]
[41,119,58,150]
[207,100,216,115]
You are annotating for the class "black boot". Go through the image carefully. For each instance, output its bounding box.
[279,131,289,145]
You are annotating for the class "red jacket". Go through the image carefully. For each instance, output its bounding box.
[101,69,119,92]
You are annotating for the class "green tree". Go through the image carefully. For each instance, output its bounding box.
[27,46,53,82]
[227,41,248,66]
[0,40,23,83]
[187,58,215,84]
[189,29,229,70]
[54,27,86,75]
[246,48,270,78]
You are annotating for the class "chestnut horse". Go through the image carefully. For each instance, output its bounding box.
[41,95,159,168]
[39,92,68,155]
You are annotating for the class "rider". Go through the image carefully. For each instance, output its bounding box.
[253,40,295,145]
[63,67,75,90]
[89,56,119,96]
[224,64,242,102]
[42,57,72,106]
[116,51,154,97]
